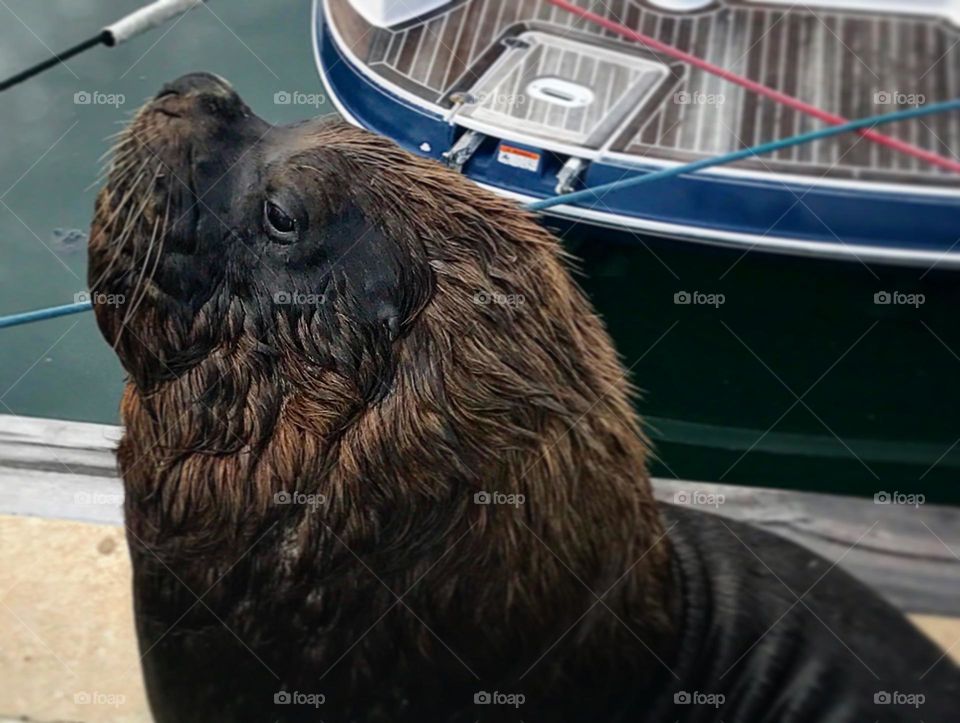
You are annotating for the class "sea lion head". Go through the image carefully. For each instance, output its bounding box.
[89,73,674,714]
[89,71,431,395]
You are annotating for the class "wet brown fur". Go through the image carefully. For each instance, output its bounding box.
[88,82,676,722]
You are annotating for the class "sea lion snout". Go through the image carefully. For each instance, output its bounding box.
[156,71,235,100]
[87,72,272,359]
[148,71,249,128]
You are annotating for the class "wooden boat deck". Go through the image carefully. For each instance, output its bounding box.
[327,0,960,184]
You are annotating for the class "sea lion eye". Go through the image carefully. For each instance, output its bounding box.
[264,200,297,240]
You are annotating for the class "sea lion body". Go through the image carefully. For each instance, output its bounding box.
[88,73,959,722]
[651,505,958,722]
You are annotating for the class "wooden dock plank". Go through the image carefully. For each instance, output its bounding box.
[0,415,122,526]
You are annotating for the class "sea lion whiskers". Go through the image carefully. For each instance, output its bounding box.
[99,155,154,231]
[87,170,154,293]
[89,127,161,190]
[114,187,171,351]
[89,159,161,293]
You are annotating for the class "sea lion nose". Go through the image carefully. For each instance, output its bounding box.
[156,72,235,100]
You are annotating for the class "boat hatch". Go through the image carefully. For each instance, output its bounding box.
[452,31,671,150]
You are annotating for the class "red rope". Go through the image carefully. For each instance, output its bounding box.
[547,0,960,174]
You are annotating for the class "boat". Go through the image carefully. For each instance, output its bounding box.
[313,0,960,268]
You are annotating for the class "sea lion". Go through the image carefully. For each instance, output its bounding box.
[88,72,959,722]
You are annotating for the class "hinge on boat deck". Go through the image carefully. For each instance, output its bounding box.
[555,157,588,195]
[442,130,484,172]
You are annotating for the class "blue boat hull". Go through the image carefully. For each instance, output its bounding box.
[313,1,960,269]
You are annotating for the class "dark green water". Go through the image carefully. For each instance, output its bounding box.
[0,1,325,420]
[0,2,956,502]
[564,230,960,503]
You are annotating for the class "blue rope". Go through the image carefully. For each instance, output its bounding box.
[0,301,93,329]
[2,99,959,329]
[528,99,960,211]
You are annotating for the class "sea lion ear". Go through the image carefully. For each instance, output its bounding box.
[310,190,434,348]
[318,197,434,335]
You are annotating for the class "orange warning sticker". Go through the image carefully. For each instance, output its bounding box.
[497,144,541,172]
